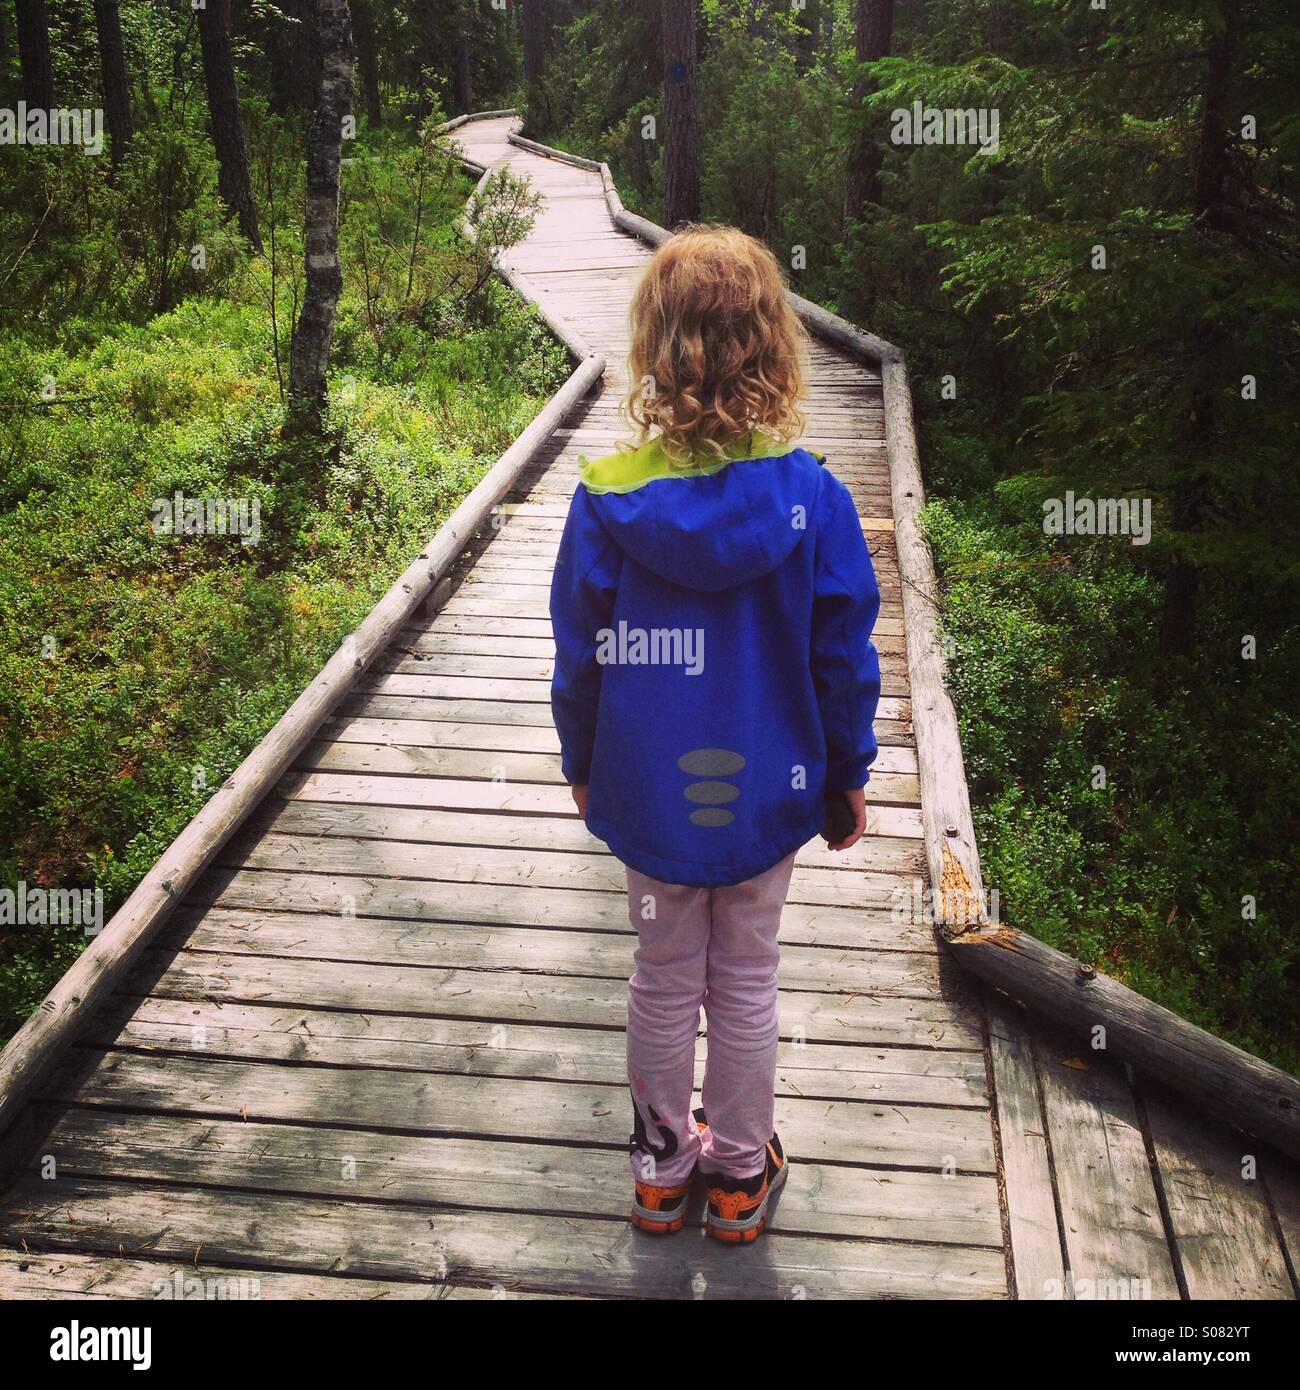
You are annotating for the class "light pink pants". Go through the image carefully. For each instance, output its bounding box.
[625,851,797,1187]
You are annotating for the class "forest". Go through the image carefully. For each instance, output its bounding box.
[0,0,1296,1072]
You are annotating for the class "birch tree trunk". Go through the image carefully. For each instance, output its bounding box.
[288,0,354,429]
[661,0,699,229]
[196,0,263,252]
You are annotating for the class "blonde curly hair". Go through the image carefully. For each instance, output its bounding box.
[623,225,808,465]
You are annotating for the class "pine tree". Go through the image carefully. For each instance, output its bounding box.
[14,0,53,109]
[661,0,699,227]
[196,0,263,252]
[93,0,133,165]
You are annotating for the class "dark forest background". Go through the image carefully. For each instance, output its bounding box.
[0,1,1296,1068]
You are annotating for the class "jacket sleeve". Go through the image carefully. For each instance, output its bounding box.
[811,472,882,790]
[549,486,621,785]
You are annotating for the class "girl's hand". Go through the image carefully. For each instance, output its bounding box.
[571,784,590,819]
[828,787,867,851]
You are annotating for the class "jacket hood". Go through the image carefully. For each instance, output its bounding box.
[578,436,826,593]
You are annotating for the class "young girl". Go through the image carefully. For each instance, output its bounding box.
[549,226,881,1244]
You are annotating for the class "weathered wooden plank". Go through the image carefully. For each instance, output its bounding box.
[1,1176,1009,1299]
[379,644,912,684]
[1032,1030,1181,1299]
[984,991,1066,1300]
[45,1050,994,1173]
[191,870,942,955]
[357,672,913,725]
[341,690,917,747]
[294,739,922,804]
[395,626,558,655]
[417,606,910,641]
[132,950,984,1049]
[343,691,558,725]
[249,795,929,875]
[217,830,932,922]
[84,996,988,1105]
[1142,1080,1294,1299]
[0,1248,549,1301]
[443,584,911,626]
[28,1109,1000,1248]
[165,911,945,1005]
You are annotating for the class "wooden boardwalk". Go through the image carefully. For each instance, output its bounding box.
[0,115,1296,1300]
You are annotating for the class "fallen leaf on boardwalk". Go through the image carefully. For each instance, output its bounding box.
[1062,1058,1089,1071]
[240,1105,249,1120]
[193,1244,202,1265]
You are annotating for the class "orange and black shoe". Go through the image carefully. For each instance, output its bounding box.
[630,1175,691,1234]
[702,1132,788,1244]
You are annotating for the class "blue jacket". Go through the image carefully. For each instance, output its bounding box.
[549,436,881,887]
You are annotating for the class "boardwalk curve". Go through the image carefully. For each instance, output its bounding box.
[0,114,1296,1302]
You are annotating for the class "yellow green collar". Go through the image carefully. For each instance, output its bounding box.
[579,432,799,495]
